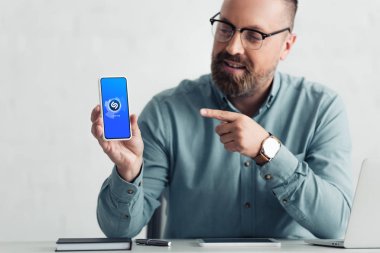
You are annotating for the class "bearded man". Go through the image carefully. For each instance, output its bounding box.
[91,0,352,239]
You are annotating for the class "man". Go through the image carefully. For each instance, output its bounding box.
[91,0,353,239]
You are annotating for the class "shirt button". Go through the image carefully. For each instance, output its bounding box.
[127,189,134,194]
[124,214,129,219]
[282,199,288,204]
[244,202,251,208]
[244,161,251,167]
[264,174,272,181]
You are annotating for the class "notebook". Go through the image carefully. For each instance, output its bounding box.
[305,159,380,248]
[55,237,132,251]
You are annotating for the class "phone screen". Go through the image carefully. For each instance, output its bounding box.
[99,77,131,140]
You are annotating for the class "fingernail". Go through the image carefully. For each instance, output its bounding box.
[200,109,206,115]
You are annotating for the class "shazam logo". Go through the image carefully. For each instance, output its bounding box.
[105,97,122,119]
[109,99,121,112]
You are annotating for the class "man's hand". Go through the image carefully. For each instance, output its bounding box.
[91,105,144,182]
[200,108,269,158]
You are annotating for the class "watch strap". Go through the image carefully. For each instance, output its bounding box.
[254,152,270,166]
[254,133,280,166]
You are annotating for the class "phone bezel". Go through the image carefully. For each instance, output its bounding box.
[98,77,132,141]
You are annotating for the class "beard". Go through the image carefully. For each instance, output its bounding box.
[211,51,276,98]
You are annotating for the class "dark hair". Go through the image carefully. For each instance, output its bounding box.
[283,0,298,30]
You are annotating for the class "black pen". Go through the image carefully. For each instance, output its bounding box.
[135,239,172,247]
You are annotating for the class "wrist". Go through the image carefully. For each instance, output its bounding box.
[253,133,281,166]
[116,157,143,182]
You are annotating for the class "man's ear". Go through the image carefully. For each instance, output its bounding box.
[280,33,297,61]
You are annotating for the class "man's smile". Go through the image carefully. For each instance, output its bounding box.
[224,59,246,69]
[223,59,247,74]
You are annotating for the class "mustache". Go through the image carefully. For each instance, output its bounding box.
[213,51,252,72]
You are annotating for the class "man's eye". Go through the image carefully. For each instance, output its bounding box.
[220,28,232,34]
[245,31,262,42]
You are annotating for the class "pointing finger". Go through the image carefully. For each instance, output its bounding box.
[200,108,240,122]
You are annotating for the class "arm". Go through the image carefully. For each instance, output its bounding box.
[261,95,352,239]
[95,98,170,237]
[201,95,352,239]
[97,166,147,237]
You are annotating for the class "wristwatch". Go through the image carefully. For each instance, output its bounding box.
[254,133,281,165]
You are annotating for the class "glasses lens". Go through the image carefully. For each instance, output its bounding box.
[212,21,233,43]
[242,30,263,50]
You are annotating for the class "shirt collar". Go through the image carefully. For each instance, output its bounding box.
[266,71,281,108]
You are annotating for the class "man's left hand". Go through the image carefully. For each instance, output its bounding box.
[200,108,270,158]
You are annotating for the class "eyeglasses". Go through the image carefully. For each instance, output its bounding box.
[210,12,291,50]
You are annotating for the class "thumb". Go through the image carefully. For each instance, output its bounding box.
[130,114,141,137]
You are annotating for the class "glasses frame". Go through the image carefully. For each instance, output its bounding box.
[209,12,291,50]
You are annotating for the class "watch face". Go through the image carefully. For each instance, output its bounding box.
[263,137,281,158]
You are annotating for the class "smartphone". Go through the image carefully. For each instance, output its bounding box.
[98,77,132,140]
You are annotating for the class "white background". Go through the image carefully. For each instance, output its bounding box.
[1,0,380,241]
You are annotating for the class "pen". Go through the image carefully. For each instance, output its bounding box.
[135,239,172,247]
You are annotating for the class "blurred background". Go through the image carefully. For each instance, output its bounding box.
[1,0,380,241]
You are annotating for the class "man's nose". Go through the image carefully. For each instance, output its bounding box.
[225,32,245,56]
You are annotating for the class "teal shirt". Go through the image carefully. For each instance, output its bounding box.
[97,72,353,239]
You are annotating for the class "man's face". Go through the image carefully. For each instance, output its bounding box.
[211,0,295,97]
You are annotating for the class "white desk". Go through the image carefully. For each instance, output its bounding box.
[1,240,380,253]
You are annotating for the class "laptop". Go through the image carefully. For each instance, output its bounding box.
[305,159,380,248]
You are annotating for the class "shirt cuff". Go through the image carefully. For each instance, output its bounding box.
[109,164,143,202]
[258,145,299,188]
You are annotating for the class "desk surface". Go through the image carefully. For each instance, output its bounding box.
[1,240,380,253]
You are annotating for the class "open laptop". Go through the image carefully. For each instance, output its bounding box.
[305,159,380,248]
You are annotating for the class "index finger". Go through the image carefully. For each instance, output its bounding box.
[200,108,240,122]
[91,105,101,123]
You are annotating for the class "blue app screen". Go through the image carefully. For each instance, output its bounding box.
[100,77,131,139]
